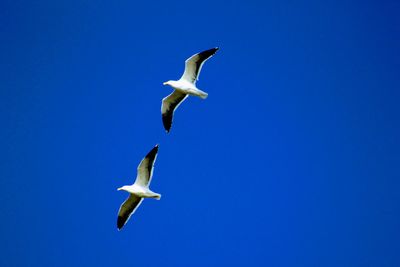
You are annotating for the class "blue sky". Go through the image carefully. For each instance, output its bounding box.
[1,0,399,266]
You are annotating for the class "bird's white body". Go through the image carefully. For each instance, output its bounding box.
[118,184,161,199]
[164,80,208,99]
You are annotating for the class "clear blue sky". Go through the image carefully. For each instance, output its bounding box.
[1,0,399,266]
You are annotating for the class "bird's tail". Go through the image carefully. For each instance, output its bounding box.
[195,88,208,99]
[149,191,161,200]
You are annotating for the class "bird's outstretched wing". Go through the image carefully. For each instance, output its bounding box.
[180,47,219,84]
[135,145,159,187]
[117,194,143,230]
[161,91,188,133]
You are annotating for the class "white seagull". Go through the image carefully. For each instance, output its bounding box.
[161,47,219,133]
[117,145,161,230]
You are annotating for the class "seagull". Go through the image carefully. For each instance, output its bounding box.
[161,47,219,133]
[117,145,161,230]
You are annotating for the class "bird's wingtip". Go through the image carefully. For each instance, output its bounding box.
[152,145,159,153]
[117,217,125,230]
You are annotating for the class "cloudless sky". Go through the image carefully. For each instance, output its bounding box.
[1,0,399,266]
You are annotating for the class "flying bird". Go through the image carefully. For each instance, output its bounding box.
[161,47,219,133]
[117,145,161,230]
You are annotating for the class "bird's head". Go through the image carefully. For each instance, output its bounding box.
[117,186,129,192]
[163,80,172,86]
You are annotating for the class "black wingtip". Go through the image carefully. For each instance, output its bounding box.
[164,123,171,133]
[199,47,219,57]
[210,47,219,57]
[162,114,172,133]
[210,47,219,54]
[146,144,159,159]
[151,144,159,153]
[117,216,125,230]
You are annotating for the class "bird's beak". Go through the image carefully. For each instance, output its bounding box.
[117,187,122,191]
[163,82,167,85]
